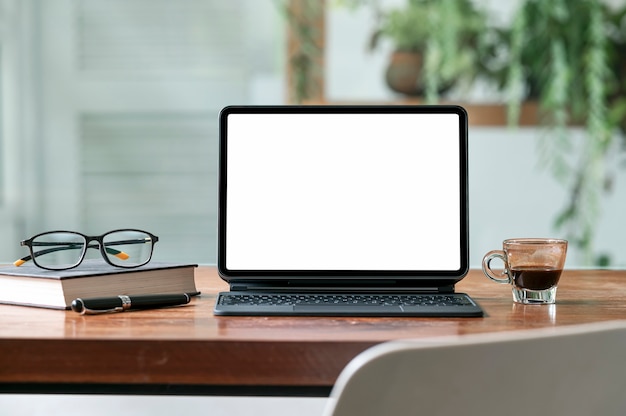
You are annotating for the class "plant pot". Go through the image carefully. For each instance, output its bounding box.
[384,51,453,97]
[384,51,426,96]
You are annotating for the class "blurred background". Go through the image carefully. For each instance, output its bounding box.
[1,0,626,270]
[1,1,626,415]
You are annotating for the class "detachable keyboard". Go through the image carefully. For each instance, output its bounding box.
[214,292,483,317]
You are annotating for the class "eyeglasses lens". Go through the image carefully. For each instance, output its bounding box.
[102,230,154,267]
[31,232,86,270]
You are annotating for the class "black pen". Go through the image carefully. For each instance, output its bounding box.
[71,293,191,315]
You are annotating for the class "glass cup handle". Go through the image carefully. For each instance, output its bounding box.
[482,250,511,284]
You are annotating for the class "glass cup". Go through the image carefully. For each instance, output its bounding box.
[482,238,568,304]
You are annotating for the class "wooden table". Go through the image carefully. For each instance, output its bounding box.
[1,267,625,396]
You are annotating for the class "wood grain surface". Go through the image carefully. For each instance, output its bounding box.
[1,267,624,392]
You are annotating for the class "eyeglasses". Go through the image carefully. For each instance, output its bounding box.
[14,229,159,270]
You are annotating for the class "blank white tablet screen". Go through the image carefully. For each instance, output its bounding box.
[225,112,461,271]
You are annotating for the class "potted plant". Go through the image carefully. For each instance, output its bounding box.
[499,0,625,265]
[370,0,491,102]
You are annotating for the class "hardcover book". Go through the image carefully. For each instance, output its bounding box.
[0,259,198,309]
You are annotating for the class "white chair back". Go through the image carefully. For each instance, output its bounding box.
[324,321,626,416]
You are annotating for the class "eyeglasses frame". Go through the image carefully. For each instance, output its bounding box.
[16,228,159,271]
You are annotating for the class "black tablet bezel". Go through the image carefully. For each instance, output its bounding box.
[217,105,469,286]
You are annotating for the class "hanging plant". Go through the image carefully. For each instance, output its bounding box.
[502,0,622,265]
[279,0,325,104]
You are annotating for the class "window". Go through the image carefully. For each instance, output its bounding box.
[1,0,285,264]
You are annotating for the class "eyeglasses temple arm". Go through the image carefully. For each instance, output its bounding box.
[13,244,129,267]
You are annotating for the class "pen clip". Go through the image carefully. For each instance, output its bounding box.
[79,305,124,315]
[75,295,132,315]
